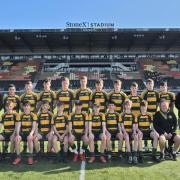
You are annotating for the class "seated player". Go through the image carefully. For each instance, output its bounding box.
[88,103,107,163]
[34,100,54,156]
[0,101,20,164]
[52,102,69,163]
[154,99,180,161]
[105,103,123,160]
[136,100,159,163]
[120,99,138,164]
[18,102,37,165]
[68,101,89,162]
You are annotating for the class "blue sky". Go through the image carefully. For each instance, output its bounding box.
[0,0,179,29]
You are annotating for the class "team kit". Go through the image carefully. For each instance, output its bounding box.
[0,76,179,165]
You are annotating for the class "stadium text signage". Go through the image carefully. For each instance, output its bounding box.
[66,22,114,28]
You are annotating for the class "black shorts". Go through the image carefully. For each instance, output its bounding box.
[108,130,119,139]
[141,130,152,140]
[20,133,29,141]
[0,133,13,141]
[92,131,102,140]
[72,132,84,141]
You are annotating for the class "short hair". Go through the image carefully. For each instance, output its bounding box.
[160,98,169,104]
[95,79,103,84]
[6,100,14,107]
[25,81,32,85]
[42,100,49,105]
[146,79,154,84]
[80,76,87,80]
[8,84,15,89]
[22,101,31,107]
[131,82,138,88]
[160,81,167,86]
[43,78,51,83]
[140,100,148,107]
[124,99,132,106]
[57,102,64,107]
[75,100,82,106]
[61,76,69,82]
[113,79,122,84]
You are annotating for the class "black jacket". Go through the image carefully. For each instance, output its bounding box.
[153,111,177,135]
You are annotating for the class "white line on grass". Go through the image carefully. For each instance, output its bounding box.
[79,161,86,180]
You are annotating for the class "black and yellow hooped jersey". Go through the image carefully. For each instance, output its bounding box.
[141,90,159,115]
[39,90,56,112]
[128,95,142,117]
[89,113,105,132]
[91,91,108,113]
[0,112,20,134]
[20,92,38,112]
[69,112,88,134]
[105,112,120,132]
[52,114,68,134]
[56,89,74,114]
[120,112,136,133]
[108,91,127,113]
[75,88,92,113]
[38,111,53,134]
[159,91,175,107]
[3,95,20,113]
[20,112,37,134]
[137,113,153,132]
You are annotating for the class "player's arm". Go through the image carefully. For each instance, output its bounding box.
[29,114,38,136]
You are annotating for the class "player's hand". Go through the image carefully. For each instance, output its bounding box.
[59,136,64,142]
[168,133,172,138]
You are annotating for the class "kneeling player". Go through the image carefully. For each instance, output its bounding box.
[18,102,37,164]
[68,101,89,162]
[120,99,138,164]
[136,100,159,163]
[0,101,20,164]
[88,103,107,163]
[106,103,123,160]
[52,102,69,163]
[34,101,54,156]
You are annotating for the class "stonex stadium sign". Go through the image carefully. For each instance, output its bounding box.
[66,22,114,28]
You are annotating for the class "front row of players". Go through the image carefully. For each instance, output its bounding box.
[0,98,180,165]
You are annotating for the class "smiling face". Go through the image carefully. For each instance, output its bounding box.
[43,81,51,91]
[62,78,69,90]
[160,83,167,93]
[160,100,169,113]
[25,82,33,93]
[146,81,154,91]
[114,81,121,92]
[108,104,115,111]
[130,85,138,95]
[96,82,103,91]
[23,104,31,113]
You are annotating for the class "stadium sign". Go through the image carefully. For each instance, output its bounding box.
[66,22,114,28]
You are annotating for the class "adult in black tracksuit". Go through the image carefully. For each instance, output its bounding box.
[175,92,180,128]
[153,99,180,161]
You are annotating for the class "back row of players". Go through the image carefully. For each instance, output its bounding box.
[0,76,179,165]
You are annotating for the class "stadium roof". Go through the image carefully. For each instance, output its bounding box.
[0,28,180,54]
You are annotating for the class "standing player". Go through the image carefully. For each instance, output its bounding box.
[56,77,74,115]
[88,103,107,163]
[75,76,92,114]
[3,84,20,113]
[128,82,142,117]
[108,79,127,114]
[34,101,54,155]
[18,102,37,165]
[38,78,56,113]
[105,103,123,160]
[120,99,138,164]
[136,100,159,163]
[68,101,89,162]
[20,81,38,112]
[52,102,69,163]
[159,81,175,111]
[91,79,108,113]
[0,101,20,164]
